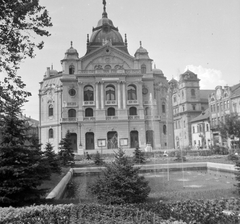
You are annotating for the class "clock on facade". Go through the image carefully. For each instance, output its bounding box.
[216,88,222,100]
[142,87,148,95]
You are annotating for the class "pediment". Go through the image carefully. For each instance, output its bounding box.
[80,44,135,70]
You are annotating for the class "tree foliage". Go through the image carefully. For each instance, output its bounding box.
[44,142,61,174]
[93,151,104,166]
[219,113,240,148]
[91,148,150,204]
[58,131,75,166]
[133,146,146,164]
[0,0,52,79]
[0,86,51,206]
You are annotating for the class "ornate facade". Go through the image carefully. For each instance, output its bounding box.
[39,3,174,154]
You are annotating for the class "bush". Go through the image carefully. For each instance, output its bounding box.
[93,151,104,166]
[133,146,146,164]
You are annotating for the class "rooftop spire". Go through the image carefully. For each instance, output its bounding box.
[140,41,142,47]
[70,41,73,48]
[102,0,108,18]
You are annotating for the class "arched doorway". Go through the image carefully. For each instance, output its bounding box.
[69,133,77,152]
[130,130,139,148]
[107,131,118,149]
[85,132,95,150]
[146,130,154,148]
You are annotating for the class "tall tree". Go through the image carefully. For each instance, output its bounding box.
[44,142,61,174]
[58,131,75,166]
[0,83,51,206]
[91,148,150,204]
[0,0,52,80]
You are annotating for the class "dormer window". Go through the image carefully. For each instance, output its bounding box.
[69,64,75,74]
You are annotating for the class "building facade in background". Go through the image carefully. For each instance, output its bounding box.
[170,70,214,149]
[39,3,174,154]
[209,84,240,148]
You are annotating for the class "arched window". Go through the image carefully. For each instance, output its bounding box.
[141,64,146,74]
[68,109,76,118]
[106,85,115,100]
[162,102,166,113]
[94,65,102,70]
[163,125,167,135]
[85,108,93,117]
[104,65,111,71]
[49,104,53,116]
[49,128,53,138]
[84,85,94,101]
[107,107,115,116]
[129,107,137,115]
[191,89,196,97]
[69,64,75,74]
[127,84,137,100]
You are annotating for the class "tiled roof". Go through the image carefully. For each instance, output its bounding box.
[231,83,240,98]
[191,108,210,123]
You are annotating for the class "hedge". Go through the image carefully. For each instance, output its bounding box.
[1,199,239,224]
[0,203,185,224]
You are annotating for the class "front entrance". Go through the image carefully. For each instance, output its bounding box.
[107,131,118,149]
[85,132,95,150]
[130,130,139,148]
[69,133,77,152]
[146,130,154,148]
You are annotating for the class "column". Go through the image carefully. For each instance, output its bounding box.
[122,81,126,109]
[101,81,104,109]
[78,81,83,107]
[95,82,99,109]
[138,81,143,107]
[117,81,121,109]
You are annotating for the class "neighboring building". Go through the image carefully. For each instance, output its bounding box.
[209,84,240,148]
[191,109,211,149]
[171,70,214,149]
[39,3,174,154]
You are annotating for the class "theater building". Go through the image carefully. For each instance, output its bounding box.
[39,2,174,154]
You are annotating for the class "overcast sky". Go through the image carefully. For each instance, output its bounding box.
[13,0,240,120]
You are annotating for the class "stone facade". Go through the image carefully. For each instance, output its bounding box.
[39,4,174,154]
[171,70,213,149]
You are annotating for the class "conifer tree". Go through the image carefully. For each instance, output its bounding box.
[133,145,146,164]
[0,80,51,206]
[44,142,61,174]
[58,131,74,166]
[91,148,150,204]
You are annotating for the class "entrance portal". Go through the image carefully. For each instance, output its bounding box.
[69,133,77,152]
[85,132,95,150]
[107,131,118,149]
[146,130,154,148]
[130,130,139,148]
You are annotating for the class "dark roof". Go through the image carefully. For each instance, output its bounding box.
[191,108,210,123]
[231,83,240,98]
[200,90,214,100]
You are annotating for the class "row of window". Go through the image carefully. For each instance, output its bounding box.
[48,125,167,139]
[210,116,225,126]
[68,64,147,75]
[173,89,196,103]
[173,104,196,115]
[48,106,165,118]
[192,124,209,133]
[70,84,138,101]
[210,100,229,113]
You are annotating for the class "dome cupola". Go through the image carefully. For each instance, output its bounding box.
[64,41,79,59]
[86,0,129,55]
[134,41,150,59]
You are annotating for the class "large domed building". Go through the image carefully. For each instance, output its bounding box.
[39,2,174,154]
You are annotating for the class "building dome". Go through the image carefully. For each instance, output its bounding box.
[134,42,150,59]
[86,2,129,55]
[64,42,79,59]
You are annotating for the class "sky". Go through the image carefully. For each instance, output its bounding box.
[9,0,240,120]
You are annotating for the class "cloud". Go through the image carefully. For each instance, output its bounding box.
[185,65,227,89]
